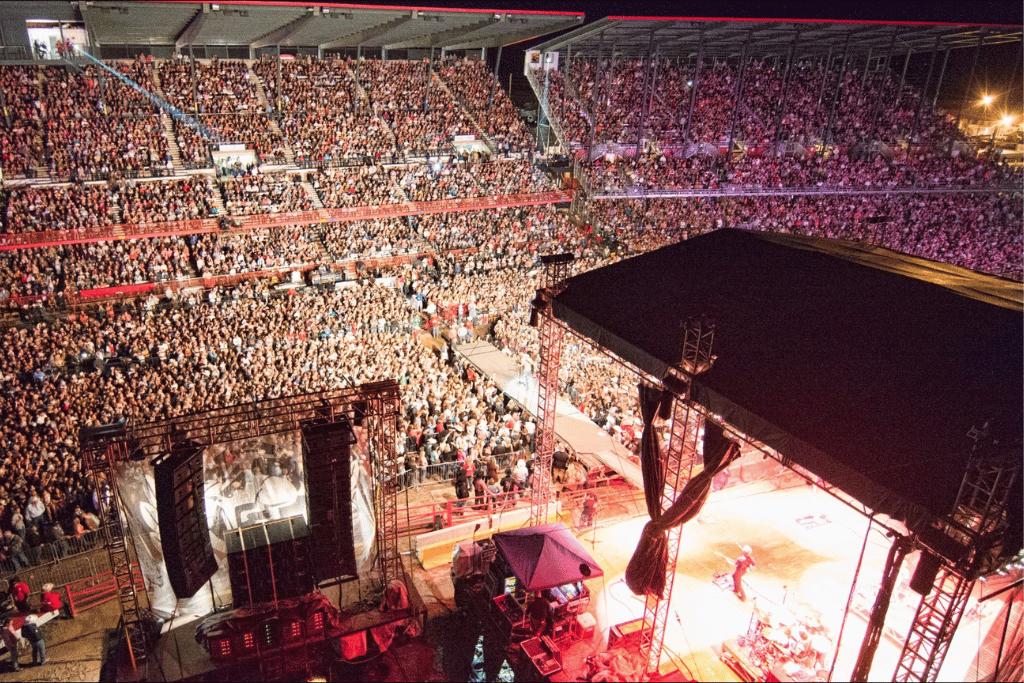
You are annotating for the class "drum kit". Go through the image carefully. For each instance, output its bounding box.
[742,602,833,674]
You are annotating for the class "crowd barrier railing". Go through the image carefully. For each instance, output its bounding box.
[0,191,573,251]
[591,182,1023,201]
[66,563,145,617]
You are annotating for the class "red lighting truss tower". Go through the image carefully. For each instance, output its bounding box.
[530,253,574,527]
[892,433,1020,682]
[639,317,717,678]
[80,426,149,672]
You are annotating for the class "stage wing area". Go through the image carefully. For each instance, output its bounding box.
[550,229,1023,538]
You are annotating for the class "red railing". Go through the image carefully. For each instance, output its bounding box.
[0,191,573,251]
[65,563,145,617]
[394,474,631,539]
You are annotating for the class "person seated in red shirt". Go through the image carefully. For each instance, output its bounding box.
[41,583,62,615]
[9,578,30,612]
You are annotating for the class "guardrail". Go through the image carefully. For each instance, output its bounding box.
[0,191,573,251]
[66,563,146,617]
[591,183,1022,200]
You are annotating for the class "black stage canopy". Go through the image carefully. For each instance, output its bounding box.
[551,229,1023,540]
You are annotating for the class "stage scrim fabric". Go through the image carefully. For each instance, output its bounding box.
[626,397,740,597]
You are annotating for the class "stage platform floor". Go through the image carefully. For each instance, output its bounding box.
[549,478,1010,681]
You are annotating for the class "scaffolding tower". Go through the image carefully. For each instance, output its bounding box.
[80,426,149,673]
[530,253,573,527]
[639,317,716,678]
[893,430,1021,682]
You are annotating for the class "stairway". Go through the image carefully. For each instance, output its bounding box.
[34,67,51,181]
[346,63,399,154]
[204,174,226,216]
[431,72,497,154]
[247,62,295,166]
[299,175,324,209]
[159,112,186,175]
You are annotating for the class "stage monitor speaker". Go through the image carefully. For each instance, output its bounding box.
[302,419,358,585]
[225,515,312,607]
[154,438,218,599]
[910,550,944,595]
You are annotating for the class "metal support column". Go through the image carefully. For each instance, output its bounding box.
[860,48,873,94]
[425,46,434,112]
[726,31,752,163]
[189,44,198,113]
[488,44,502,109]
[869,29,899,140]
[932,49,950,110]
[530,254,573,527]
[956,32,986,125]
[588,35,605,162]
[368,382,403,588]
[276,44,282,114]
[823,33,852,143]
[895,47,912,109]
[683,29,705,143]
[636,31,657,155]
[816,45,833,109]
[638,318,716,678]
[910,38,941,148]
[773,36,798,146]
[893,431,1020,682]
[82,435,148,672]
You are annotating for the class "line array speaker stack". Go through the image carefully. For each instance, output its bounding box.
[154,438,219,599]
[225,516,311,606]
[301,418,358,586]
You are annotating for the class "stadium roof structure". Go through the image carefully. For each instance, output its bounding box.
[550,229,1023,551]
[77,1,584,51]
[533,17,1023,60]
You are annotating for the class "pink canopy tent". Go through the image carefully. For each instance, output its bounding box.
[491,522,604,591]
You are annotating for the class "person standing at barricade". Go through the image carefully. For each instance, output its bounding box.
[1,618,18,671]
[21,615,44,666]
[9,577,30,612]
[580,491,599,528]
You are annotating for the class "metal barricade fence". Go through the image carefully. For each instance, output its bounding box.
[398,449,531,489]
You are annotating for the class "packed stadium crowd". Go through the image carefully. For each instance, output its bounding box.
[42,61,172,180]
[435,57,534,153]
[0,46,1020,574]
[357,59,476,156]
[539,56,970,149]
[0,65,44,177]
[584,148,1021,193]
[218,171,315,215]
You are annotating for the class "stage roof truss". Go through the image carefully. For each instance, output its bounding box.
[127,381,400,459]
[78,1,584,51]
[548,229,1023,551]
[533,18,1022,60]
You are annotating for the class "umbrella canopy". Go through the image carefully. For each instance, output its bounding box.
[492,522,604,592]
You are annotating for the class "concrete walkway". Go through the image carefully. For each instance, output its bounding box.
[454,340,643,490]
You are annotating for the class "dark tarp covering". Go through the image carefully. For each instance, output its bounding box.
[492,522,604,591]
[551,229,1023,542]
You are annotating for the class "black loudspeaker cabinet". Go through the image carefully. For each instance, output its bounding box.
[225,516,312,607]
[301,420,358,585]
[154,440,218,599]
